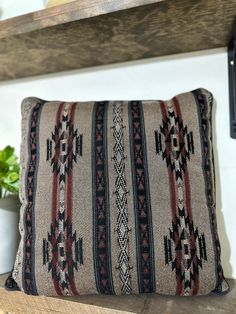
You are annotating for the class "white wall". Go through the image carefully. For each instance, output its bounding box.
[0,48,235,279]
[0,0,46,20]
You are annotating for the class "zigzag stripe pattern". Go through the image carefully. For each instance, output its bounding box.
[112,102,132,294]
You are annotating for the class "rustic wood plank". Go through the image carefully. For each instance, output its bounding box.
[0,274,235,314]
[0,0,164,39]
[0,0,235,82]
[0,288,134,313]
[0,273,143,314]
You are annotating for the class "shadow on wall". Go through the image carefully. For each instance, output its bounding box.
[212,98,233,281]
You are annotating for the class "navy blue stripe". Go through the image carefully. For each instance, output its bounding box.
[22,100,45,295]
[92,101,114,294]
[128,101,155,293]
[192,89,227,293]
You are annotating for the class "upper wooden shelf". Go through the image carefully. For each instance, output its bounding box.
[0,0,164,39]
[0,0,235,81]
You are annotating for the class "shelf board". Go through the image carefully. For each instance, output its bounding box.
[0,0,235,81]
[0,274,235,314]
[0,0,164,39]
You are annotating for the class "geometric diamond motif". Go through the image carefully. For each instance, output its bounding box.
[112,102,132,294]
[155,100,207,295]
[43,103,83,296]
[155,108,194,175]
[43,216,83,293]
[47,109,83,183]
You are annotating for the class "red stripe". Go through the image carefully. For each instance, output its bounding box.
[52,103,64,224]
[173,97,194,222]
[173,97,181,117]
[173,97,199,295]
[160,101,178,223]
[183,169,193,222]
[184,170,199,295]
[51,102,64,295]
[173,97,186,295]
[66,103,76,224]
[169,99,183,295]
[66,103,79,296]
[160,100,183,295]
[51,173,58,227]
[175,249,183,295]
[173,97,194,220]
[51,171,62,296]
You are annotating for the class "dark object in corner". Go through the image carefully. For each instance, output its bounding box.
[4,272,19,292]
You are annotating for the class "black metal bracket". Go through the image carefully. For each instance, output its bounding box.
[228,19,236,139]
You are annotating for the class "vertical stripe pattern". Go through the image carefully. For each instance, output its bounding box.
[7,90,228,297]
[192,89,227,293]
[92,101,114,294]
[50,103,79,296]
[112,102,132,294]
[42,102,84,296]
[128,101,155,293]
[159,98,200,295]
[23,101,44,295]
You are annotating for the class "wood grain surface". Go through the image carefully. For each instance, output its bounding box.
[0,0,235,81]
[0,274,235,314]
[0,0,164,39]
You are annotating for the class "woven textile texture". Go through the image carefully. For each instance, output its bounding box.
[6,88,229,296]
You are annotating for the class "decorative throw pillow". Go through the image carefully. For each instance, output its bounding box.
[6,88,229,296]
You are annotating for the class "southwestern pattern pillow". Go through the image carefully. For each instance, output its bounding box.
[7,88,228,296]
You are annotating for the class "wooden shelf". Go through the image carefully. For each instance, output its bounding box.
[0,274,235,314]
[0,0,164,39]
[0,0,235,81]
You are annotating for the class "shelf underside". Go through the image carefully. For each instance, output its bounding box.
[0,0,235,81]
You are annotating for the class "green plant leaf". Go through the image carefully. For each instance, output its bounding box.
[0,146,19,197]
[6,153,19,173]
[9,164,20,173]
[6,154,18,165]
[1,181,19,194]
[0,160,9,177]
[0,146,14,162]
[4,172,19,184]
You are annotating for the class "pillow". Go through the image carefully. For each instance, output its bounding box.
[6,88,229,296]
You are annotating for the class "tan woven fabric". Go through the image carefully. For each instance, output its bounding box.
[7,88,228,296]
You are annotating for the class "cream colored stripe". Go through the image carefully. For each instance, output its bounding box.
[72,102,97,295]
[108,101,139,295]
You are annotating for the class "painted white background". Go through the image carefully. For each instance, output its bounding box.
[0,0,46,20]
[0,48,235,279]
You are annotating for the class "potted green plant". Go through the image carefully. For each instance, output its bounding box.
[0,146,20,274]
